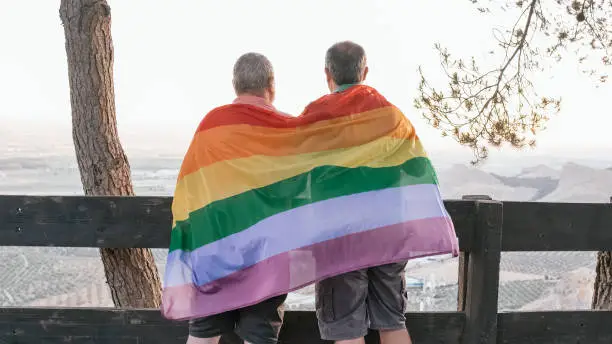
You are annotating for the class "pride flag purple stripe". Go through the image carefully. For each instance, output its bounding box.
[163,184,450,288]
[161,216,458,320]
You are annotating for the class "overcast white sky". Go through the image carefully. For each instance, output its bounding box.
[0,0,610,162]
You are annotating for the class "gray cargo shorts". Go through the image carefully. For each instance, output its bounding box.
[189,294,287,344]
[315,262,408,341]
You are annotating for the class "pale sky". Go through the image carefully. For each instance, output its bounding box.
[1,0,610,163]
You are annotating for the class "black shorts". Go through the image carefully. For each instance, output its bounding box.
[315,262,408,341]
[189,294,287,344]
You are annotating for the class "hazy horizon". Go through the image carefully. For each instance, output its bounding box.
[1,0,611,165]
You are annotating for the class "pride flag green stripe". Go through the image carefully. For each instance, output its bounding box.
[170,156,438,253]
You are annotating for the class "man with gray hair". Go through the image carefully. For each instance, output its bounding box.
[301,41,413,344]
[230,52,279,112]
[185,52,288,344]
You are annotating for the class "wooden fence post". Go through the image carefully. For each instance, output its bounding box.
[461,199,503,344]
[457,195,492,312]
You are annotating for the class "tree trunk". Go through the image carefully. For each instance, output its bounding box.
[593,251,612,309]
[592,197,612,310]
[59,0,162,308]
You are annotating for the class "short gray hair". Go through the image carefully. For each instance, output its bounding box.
[325,41,367,85]
[232,53,274,95]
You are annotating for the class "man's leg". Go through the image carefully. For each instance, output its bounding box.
[187,311,237,344]
[335,339,365,344]
[235,294,288,344]
[315,269,369,343]
[186,335,220,344]
[367,262,412,344]
[378,329,412,344]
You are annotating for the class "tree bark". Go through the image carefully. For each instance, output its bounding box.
[59,0,162,308]
[592,197,612,310]
[592,251,612,310]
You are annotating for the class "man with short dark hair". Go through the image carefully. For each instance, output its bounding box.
[183,52,288,344]
[308,41,413,344]
[324,41,368,91]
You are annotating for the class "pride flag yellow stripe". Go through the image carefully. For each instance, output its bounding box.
[171,135,427,225]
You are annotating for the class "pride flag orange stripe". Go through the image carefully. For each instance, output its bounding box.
[178,106,413,179]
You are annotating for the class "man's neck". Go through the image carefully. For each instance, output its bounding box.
[236,92,270,101]
[233,94,275,112]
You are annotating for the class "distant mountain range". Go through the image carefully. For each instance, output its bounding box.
[436,163,612,203]
[491,173,558,201]
[1,150,611,203]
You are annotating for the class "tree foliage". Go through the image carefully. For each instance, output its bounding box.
[415,0,611,163]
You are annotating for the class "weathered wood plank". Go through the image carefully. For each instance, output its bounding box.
[462,201,503,344]
[2,195,612,251]
[0,308,464,344]
[0,307,186,343]
[0,196,475,250]
[457,253,469,312]
[446,200,476,252]
[4,308,612,343]
[502,201,612,251]
[497,311,612,343]
[0,195,172,248]
[457,195,493,312]
[274,311,465,344]
[0,337,138,344]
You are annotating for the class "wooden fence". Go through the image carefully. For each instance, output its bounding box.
[0,195,611,343]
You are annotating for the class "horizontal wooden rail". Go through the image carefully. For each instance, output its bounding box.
[501,201,612,251]
[0,308,463,344]
[0,196,175,249]
[2,196,611,251]
[0,196,477,250]
[1,308,611,344]
[497,311,612,343]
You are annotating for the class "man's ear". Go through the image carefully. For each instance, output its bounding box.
[362,66,369,82]
[268,81,276,103]
[325,68,332,82]
[325,68,335,93]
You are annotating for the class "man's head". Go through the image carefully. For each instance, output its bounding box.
[324,41,368,92]
[232,52,275,102]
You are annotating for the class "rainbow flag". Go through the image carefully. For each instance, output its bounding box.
[161,85,459,320]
